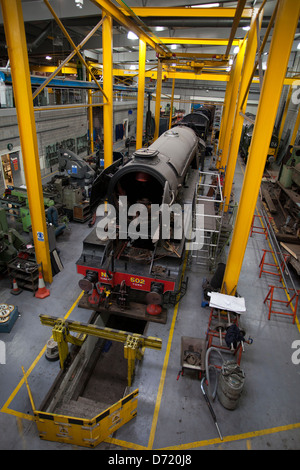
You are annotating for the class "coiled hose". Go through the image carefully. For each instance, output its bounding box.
[205,347,225,400]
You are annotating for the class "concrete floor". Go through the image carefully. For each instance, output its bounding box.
[0,155,300,452]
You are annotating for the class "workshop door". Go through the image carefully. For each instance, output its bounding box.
[0,151,22,190]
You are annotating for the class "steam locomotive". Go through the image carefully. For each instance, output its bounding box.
[76,125,205,317]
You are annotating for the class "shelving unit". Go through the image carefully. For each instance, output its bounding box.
[73,202,91,223]
[7,257,39,292]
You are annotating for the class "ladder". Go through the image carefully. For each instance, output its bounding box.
[191,171,225,271]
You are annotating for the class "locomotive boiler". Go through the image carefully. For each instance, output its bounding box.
[76,125,204,318]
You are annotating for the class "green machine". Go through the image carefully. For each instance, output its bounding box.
[0,208,26,269]
[0,186,54,232]
[279,146,300,188]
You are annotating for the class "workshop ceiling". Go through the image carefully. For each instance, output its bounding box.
[0,1,299,94]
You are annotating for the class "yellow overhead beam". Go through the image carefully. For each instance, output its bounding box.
[157,38,241,46]
[167,52,225,58]
[29,65,296,86]
[121,7,253,18]
[31,65,76,74]
[1,0,52,283]
[117,68,231,82]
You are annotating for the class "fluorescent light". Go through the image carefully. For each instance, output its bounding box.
[262,62,267,70]
[45,55,52,60]
[171,44,177,50]
[243,26,250,31]
[191,3,220,7]
[75,0,83,8]
[234,46,240,54]
[127,31,138,40]
[130,65,136,70]
[297,42,300,50]
[155,27,164,32]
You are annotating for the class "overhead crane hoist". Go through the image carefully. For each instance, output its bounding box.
[39,314,162,387]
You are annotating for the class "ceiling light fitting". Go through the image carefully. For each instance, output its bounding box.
[127,31,138,40]
[75,0,83,8]
[190,3,220,7]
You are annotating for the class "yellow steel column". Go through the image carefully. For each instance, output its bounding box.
[102,12,113,168]
[223,12,262,211]
[88,71,94,153]
[154,59,163,141]
[275,85,292,159]
[136,39,146,149]
[222,0,300,295]
[218,41,246,171]
[1,0,52,283]
[168,78,175,130]
[216,71,234,169]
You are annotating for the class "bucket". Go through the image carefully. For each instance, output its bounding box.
[217,361,245,410]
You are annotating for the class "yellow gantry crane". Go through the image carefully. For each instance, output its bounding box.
[39,314,162,387]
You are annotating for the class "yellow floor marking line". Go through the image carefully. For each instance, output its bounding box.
[104,437,148,450]
[147,253,189,450]
[0,291,84,421]
[157,422,300,450]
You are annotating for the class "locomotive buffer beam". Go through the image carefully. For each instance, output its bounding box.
[78,293,168,324]
[39,314,162,387]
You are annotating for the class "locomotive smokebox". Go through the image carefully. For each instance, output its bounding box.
[106,126,199,208]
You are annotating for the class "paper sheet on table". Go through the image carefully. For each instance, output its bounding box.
[208,292,246,314]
